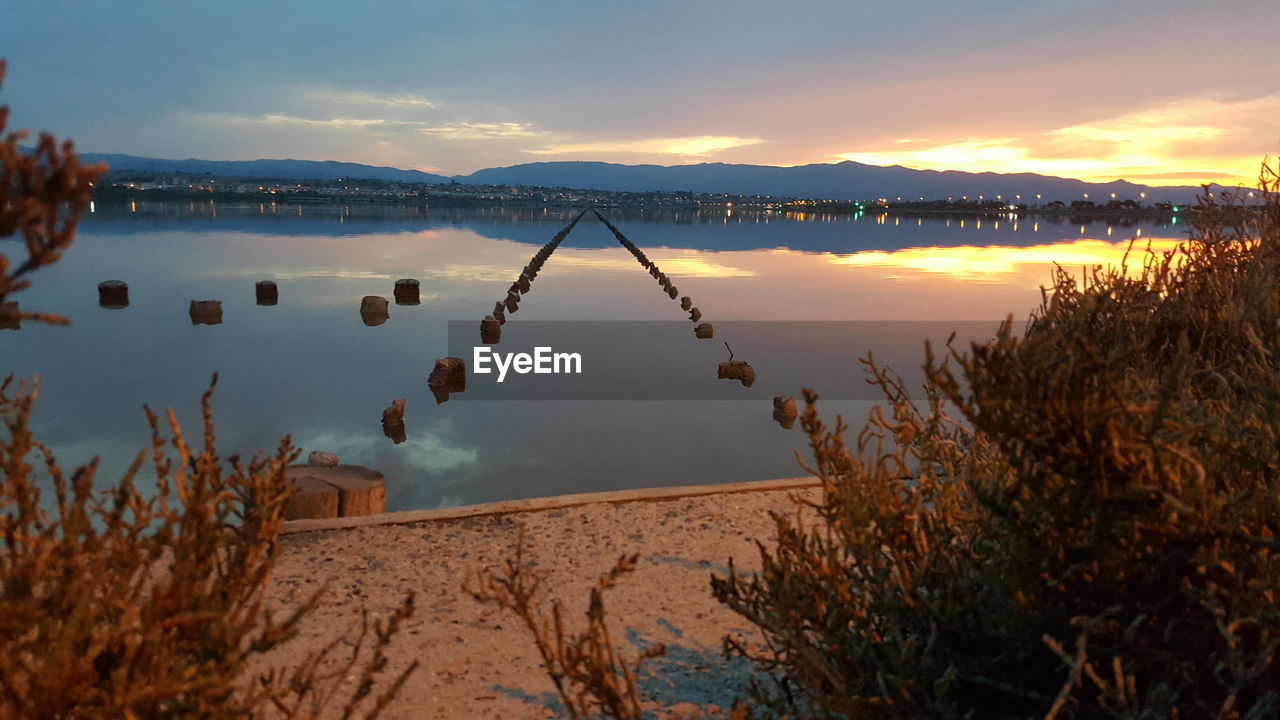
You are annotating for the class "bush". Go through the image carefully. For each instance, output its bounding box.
[465,531,667,720]
[713,163,1280,719]
[0,59,415,719]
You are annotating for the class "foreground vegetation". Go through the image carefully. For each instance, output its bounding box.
[481,165,1280,720]
[6,54,1280,718]
[0,60,413,720]
[709,164,1280,719]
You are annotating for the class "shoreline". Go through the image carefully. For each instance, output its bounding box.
[281,476,820,535]
[268,476,823,719]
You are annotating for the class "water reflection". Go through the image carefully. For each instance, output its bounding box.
[4,203,1187,511]
[828,238,1183,281]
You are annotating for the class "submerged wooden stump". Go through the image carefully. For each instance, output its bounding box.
[99,280,129,309]
[189,300,223,325]
[284,465,387,520]
[0,302,18,331]
[394,278,420,306]
[718,360,756,388]
[428,356,467,404]
[480,314,501,344]
[256,280,278,306]
[360,295,389,326]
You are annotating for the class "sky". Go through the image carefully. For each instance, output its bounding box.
[2,1,1278,186]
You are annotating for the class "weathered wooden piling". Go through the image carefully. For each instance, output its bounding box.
[480,314,501,344]
[98,280,129,309]
[773,396,798,429]
[382,398,405,425]
[283,464,387,520]
[189,300,222,325]
[382,398,407,444]
[360,296,389,326]
[428,356,467,404]
[0,302,18,330]
[394,278,420,306]
[718,360,756,387]
[255,280,278,306]
[694,323,714,339]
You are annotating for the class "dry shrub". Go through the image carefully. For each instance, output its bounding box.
[1,377,415,719]
[1,60,415,718]
[714,161,1280,719]
[0,59,104,325]
[465,530,666,720]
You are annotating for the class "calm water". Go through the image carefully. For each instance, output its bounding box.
[2,202,1185,510]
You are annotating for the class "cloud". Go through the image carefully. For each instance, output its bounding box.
[837,94,1280,186]
[295,426,477,475]
[191,113,546,141]
[300,88,436,109]
[417,122,546,140]
[842,139,1115,178]
[528,135,762,157]
[215,112,420,129]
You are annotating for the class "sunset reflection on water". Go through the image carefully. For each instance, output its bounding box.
[827,237,1185,283]
[9,204,1194,510]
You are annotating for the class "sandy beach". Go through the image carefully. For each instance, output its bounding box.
[265,478,821,719]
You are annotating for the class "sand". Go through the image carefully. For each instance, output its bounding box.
[265,479,821,719]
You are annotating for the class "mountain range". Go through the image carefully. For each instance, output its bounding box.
[81,151,1232,205]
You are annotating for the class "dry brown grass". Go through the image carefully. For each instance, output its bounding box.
[1,59,416,719]
[0,59,104,326]
[465,530,667,720]
[712,162,1280,719]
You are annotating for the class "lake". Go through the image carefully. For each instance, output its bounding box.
[2,201,1185,510]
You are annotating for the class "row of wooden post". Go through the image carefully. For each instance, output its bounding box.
[68,279,424,327]
[480,210,586,345]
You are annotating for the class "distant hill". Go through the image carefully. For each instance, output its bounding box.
[458,160,1221,205]
[73,149,1233,204]
[80,152,450,184]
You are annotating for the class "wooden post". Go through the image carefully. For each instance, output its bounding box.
[256,280,278,306]
[360,295,389,326]
[0,302,18,331]
[189,300,222,325]
[283,465,387,519]
[283,475,340,520]
[394,278,420,306]
[99,280,129,309]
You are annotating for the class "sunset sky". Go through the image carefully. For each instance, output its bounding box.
[3,1,1277,186]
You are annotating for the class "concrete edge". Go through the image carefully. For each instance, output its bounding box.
[280,476,821,535]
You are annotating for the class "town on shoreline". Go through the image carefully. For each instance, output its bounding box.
[94,169,1218,222]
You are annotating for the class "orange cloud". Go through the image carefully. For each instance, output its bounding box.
[837,95,1280,187]
[528,135,762,158]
